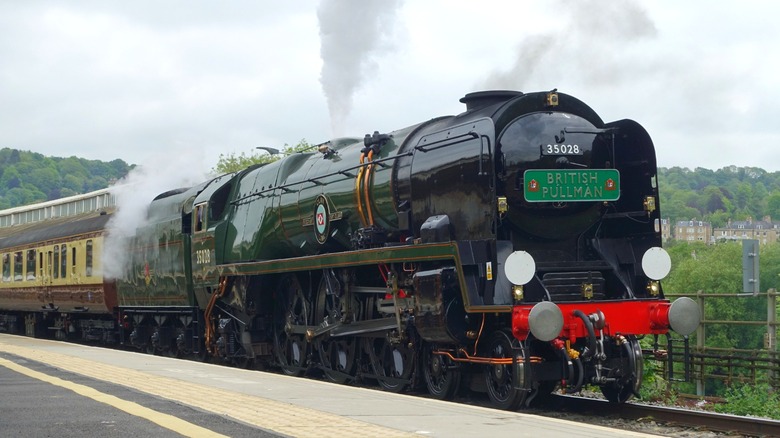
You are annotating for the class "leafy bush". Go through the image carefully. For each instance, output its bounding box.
[713,383,780,419]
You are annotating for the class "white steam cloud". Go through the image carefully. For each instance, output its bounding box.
[481,0,747,155]
[318,0,402,137]
[482,0,657,91]
[102,147,209,280]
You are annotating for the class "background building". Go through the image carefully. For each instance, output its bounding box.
[675,219,713,243]
[661,218,672,243]
[713,216,780,244]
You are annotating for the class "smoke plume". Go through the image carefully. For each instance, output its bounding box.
[102,147,208,280]
[317,0,402,137]
[482,0,657,91]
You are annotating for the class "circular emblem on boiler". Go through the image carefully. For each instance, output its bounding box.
[314,195,330,244]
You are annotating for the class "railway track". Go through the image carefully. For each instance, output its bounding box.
[538,394,780,437]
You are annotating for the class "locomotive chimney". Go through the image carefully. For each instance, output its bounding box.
[459,90,523,111]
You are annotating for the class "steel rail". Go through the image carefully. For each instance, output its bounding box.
[543,394,780,437]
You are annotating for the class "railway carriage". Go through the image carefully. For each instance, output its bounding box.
[0,198,115,340]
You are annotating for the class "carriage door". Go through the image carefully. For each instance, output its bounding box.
[46,250,53,285]
[38,251,44,285]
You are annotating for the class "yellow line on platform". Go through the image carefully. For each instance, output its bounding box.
[0,339,416,438]
[0,357,228,438]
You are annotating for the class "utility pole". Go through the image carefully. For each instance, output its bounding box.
[742,239,759,295]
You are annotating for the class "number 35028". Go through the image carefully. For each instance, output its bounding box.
[195,249,211,264]
[543,144,581,155]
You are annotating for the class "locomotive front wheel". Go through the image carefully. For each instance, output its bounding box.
[314,276,358,383]
[484,331,528,410]
[600,336,643,403]
[273,275,311,376]
[422,343,461,400]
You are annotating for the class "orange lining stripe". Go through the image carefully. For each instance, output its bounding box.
[355,154,368,227]
[363,150,375,226]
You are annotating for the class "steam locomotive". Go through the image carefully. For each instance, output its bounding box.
[0,89,700,410]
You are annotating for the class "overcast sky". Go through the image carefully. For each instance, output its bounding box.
[1,0,778,175]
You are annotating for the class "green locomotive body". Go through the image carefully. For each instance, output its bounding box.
[0,90,701,409]
[115,90,701,407]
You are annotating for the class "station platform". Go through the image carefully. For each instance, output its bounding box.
[0,334,655,437]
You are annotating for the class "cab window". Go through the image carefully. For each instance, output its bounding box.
[194,203,207,232]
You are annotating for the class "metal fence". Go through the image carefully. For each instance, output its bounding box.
[654,290,779,396]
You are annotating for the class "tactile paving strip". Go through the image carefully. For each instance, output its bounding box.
[0,341,416,438]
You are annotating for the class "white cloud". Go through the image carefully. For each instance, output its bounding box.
[0,0,778,172]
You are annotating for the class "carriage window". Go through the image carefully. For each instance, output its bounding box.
[86,240,93,277]
[14,251,22,281]
[39,252,44,279]
[61,244,67,279]
[1,254,8,282]
[53,245,60,279]
[26,250,36,281]
[72,247,77,276]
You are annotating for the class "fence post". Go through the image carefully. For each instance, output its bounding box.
[769,288,777,385]
[696,290,705,396]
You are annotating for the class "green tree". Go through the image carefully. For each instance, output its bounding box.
[3,186,46,206]
[657,166,780,225]
[59,157,89,180]
[84,176,109,192]
[62,174,84,193]
[0,149,131,209]
[29,166,62,199]
[108,159,131,181]
[212,151,276,175]
[701,185,730,213]
[706,210,730,228]
[59,188,79,198]
[767,193,780,221]
[212,139,314,174]
[6,148,20,164]
[0,166,21,190]
[661,199,699,222]
[83,160,113,179]
[750,183,769,219]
